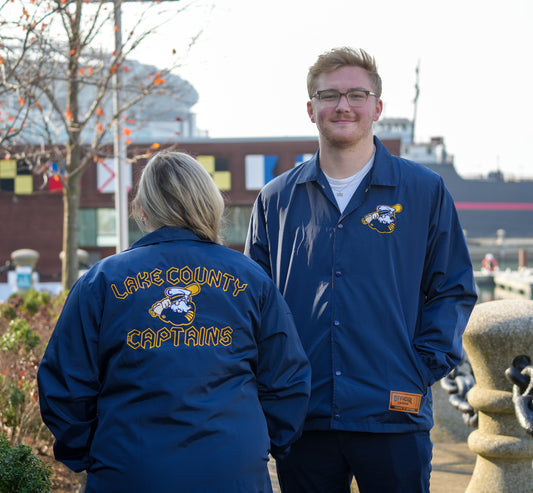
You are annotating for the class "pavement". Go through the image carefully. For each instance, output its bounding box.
[268,382,478,492]
[428,440,476,493]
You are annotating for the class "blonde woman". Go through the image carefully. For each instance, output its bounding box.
[38,151,311,493]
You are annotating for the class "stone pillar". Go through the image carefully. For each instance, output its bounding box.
[11,249,40,269]
[463,299,533,493]
[59,249,89,277]
[10,249,40,293]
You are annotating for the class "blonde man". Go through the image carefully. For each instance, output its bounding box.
[246,48,477,493]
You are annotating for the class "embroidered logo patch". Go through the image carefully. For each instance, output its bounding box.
[389,391,422,414]
[149,284,201,325]
[361,204,403,233]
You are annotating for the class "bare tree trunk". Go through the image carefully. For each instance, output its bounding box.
[61,4,83,291]
[62,169,82,291]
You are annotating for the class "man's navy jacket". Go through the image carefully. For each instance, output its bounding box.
[245,137,477,434]
[38,227,311,493]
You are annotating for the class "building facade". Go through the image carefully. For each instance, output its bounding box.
[3,137,403,283]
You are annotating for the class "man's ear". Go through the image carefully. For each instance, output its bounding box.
[374,99,384,122]
[307,101,316,123]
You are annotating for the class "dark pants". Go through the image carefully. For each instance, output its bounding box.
[276,430,432,493]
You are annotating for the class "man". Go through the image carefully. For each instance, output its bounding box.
[245,47,477,493]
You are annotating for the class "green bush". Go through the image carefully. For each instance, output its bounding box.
[50,290,68,324]
[0,317,40,354]
[0,303,17,320]
[0,433,52,493]
[0,376,24,430]
[21,289,51,316]
[0,375,42,434]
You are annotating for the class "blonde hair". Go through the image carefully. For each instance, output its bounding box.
[307,47,382,99]
[131,151,224,244]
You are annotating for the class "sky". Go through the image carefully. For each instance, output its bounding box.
[125,0,533,179]
[3,0,532,179]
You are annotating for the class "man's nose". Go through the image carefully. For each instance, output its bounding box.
[336,94,351,109]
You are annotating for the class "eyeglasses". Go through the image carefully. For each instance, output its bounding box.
[312,89,378,107]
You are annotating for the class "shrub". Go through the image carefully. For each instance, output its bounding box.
[21,289,51,317]
[0,303,17,320]
[0,376,26,430]
[0,313,44,444]
[0,291,68,490]
[0,375,44,442]
[50,290,68,324]
[0,317,40,354]
[0,433,52,493]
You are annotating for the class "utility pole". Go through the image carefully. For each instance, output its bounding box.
[412,60,420,144]
[111,0,181,253]
[113,0,128,253]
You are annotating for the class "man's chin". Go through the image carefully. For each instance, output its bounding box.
[324,135,359,149]
[321,126,373,149]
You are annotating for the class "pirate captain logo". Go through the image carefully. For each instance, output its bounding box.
[361,204,403,233]
[149,284,201,326]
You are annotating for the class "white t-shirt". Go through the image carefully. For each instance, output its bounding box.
[324,154,375,213]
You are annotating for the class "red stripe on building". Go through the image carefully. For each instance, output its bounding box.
[455,202,533,211]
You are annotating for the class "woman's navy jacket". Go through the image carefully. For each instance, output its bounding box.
[245,137,477,434]
[38,227,311,493]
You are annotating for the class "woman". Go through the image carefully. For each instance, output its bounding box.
[38,151,310,493]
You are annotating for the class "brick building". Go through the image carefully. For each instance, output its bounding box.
[0,136,401,284]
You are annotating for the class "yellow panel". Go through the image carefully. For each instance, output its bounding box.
[14,175,33,195]
[214,171,231,191]
[197,155,215,174]
[0,159,17,178]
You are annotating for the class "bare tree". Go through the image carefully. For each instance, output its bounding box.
[0,0,203,290]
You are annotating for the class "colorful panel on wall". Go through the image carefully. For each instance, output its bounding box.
[197,155,231,191]
[295,154,314,166]
[97,158,132,194]
[0,159,33,194]
[245,155,279,190]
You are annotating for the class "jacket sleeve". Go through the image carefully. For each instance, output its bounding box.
[416,180,478,385]
[37,276,101,472]
[244,194,273,277]
[255,282,311,460]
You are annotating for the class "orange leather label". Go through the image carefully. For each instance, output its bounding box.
[389,391,422,414]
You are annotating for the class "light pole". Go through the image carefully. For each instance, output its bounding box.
[113,0,128,253]
[112,0,181,253]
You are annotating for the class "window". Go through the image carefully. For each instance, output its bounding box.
[95,209,116,247]
[79,208,143,248]
[223,205,253,246]
[79,206,252,249]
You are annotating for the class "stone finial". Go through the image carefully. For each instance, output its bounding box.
[463,299,533,493]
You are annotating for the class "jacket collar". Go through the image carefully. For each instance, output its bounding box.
[128,227,210,251]
[296,136,399,188]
